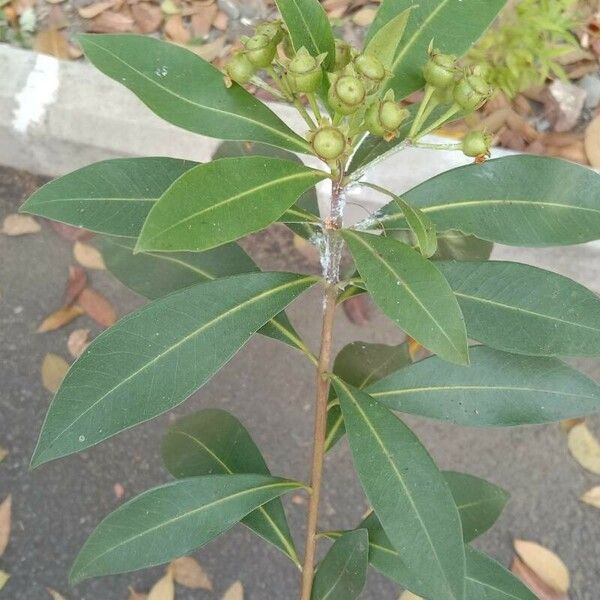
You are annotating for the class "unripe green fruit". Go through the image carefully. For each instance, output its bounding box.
[334,38,352,70]
[423,51,457,89]
[328,75,366,115]
[245,34,277,68]
[225,52,256,85]
[354,54,386,94]
[287,51,323,93]
[462,130,492,157]
[311,126,347,161]
[453,73,492,111]
[256,20,284,44]
[366,99,409,138]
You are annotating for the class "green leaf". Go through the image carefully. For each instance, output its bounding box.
[394,196,437,257]
[161,409,298,564]
[20,157,195,237]
[369,346,600,426]
[97,237,307,352]
[31,272,316,467]
[342,231,468,366]
[78,34,310,154]
[364,7,413,69]
[325,341,412,453]
[347,517,535,600]
[367,0,507,99]
[311,530,369,600]
[213,140,320,240]
[274,0,335,71]
[136,157,326,253]
[433,231,493,261]
[374,156,600,246]
[70,474,302,583]
[437,260,600,357]
[333,379,465,600]
[443,471,509,543]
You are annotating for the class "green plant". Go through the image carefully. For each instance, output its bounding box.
[467,0,580,98]
[21,0,600,598]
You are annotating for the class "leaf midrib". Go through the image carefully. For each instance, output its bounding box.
[337,379,461,599]
[83,38,309,152]
[320,542,363,600]
[38,276,314,458]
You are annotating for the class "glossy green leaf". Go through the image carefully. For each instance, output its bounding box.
[79,34,310,154]
[97,237,307,352]
[342,230,468,365]
[213,140,320,240]
[137,157,326,253]
[161,409,298,564]
[364,7,413,69]
[394,196,437,257]
[437,260,600,356]
[370,346,600,426]
[31,272,316,467]
[325,341,411,453]
[333,379,465,600]
[70,474,302,583]
[374,156,600,246]
[443,471,509,543]
[21,157,195,237]
[274,0,335,71]
[433,231,493,261]
[350,517,535,600]
[367,0,507,99]
[311,529,368,600]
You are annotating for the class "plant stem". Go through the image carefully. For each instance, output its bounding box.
[295,98,318,130]
[299,179,344,600]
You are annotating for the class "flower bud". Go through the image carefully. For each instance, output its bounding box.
[244,34,277,68]
[462,130,492,157]
[354,54,386,94]
[287,47,324,93]
[423,50,457,89]
[224,52,256,85]
[366,94,409,139]
[453,71,493,111]
[334,38,352,70]
[256,20,284,44]
[328,74,366,115]
[311,126,347,161]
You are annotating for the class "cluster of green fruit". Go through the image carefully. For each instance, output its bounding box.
[224,21,494,164]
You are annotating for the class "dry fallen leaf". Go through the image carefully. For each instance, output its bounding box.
[0,571,9,591]
[78,0,115,19]
[511,556,568,600]
[0,447,7,463]
[1,214,41,236]
[0,495,12,558]
[64,265,88,306]
[67,328,91,358]
[37,305,84,333]
[127,587,148,600]
[34,29,71,59]
[113,482,125,499]
[398,592,423,600]
[352,6,376,26]
[580,485,600,509]
[191,36,226,62]
[73,241,106,270]
[78,288,117,327]
[567,422,600,474]
[164,14,190,43]
[222,581,244,600]
[190,3,217,36]
[148,570,175,600]
[131,2,163,33]
[559,417,584,433]
[170,556,212,590]
[513,539,570,594]
[47,588,68,600]
[88,10,136,33]
[49,221,93,242]
[584,115,600,167]
[41,353,69,393]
